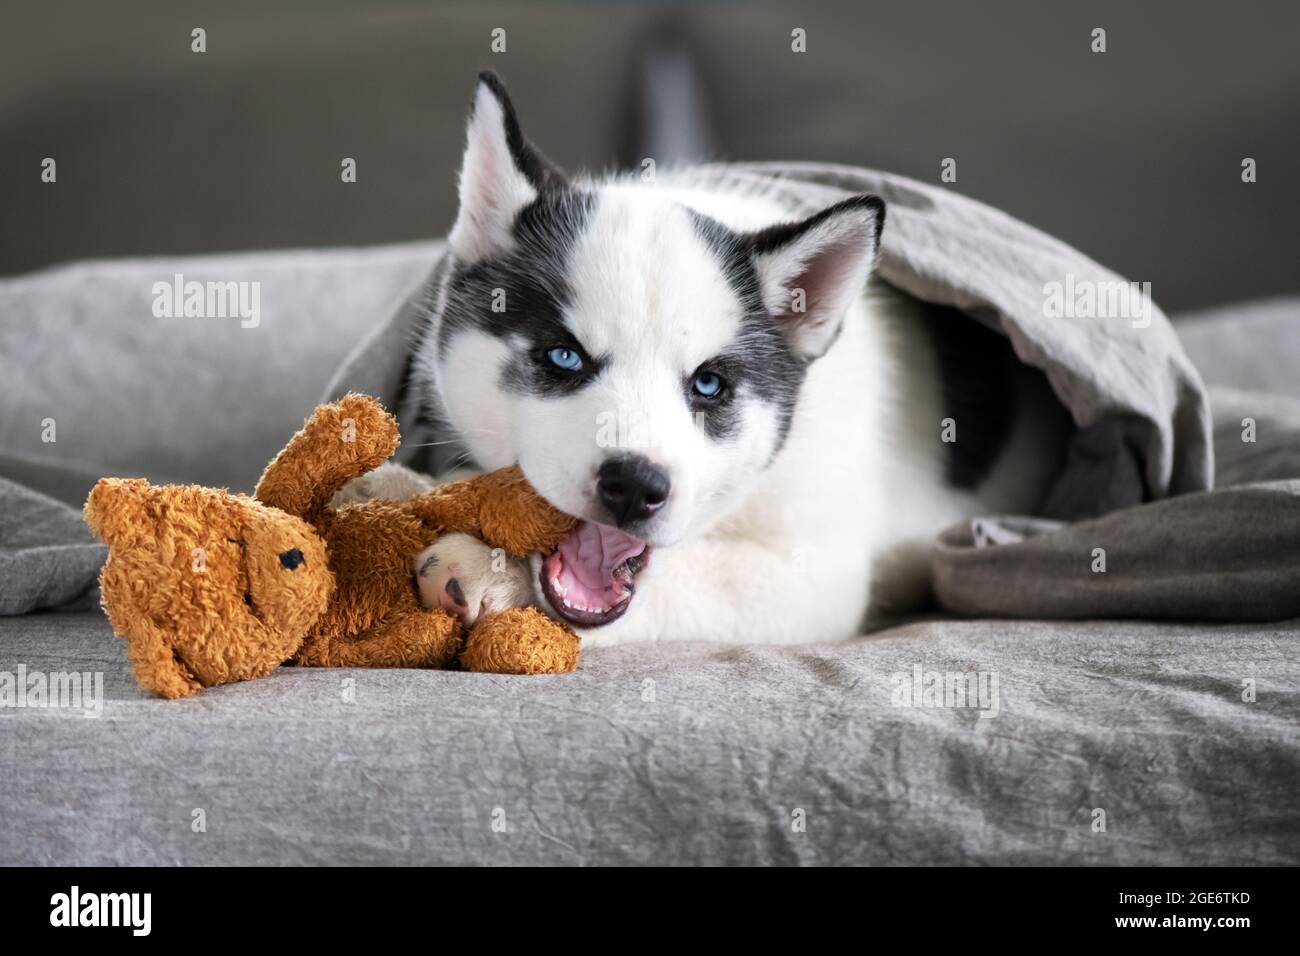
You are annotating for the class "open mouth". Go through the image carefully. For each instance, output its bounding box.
[540,520,650,627]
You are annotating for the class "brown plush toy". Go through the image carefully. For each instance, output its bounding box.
[84,394,580,698]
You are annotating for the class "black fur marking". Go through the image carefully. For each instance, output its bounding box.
[438,189,600,398]
[688,210,810,447]
[474,71,568,191]
[919,304,1018,489]
[747,194,885,257]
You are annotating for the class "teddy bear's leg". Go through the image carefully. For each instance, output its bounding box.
[122,618,205,699]
[304,610,464,669]
[460,607,580,675]
[407,466,577,558]
[255,393,401,521]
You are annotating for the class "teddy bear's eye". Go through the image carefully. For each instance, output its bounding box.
[244,592,253,606]
[279,548,305,570]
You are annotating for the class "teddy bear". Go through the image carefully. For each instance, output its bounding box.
[83,393,581,699]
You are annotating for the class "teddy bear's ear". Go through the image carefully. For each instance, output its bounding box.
[84,478,157,547]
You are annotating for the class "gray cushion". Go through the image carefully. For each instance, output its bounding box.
[1177,297,1300,400]
[0,244,434,503]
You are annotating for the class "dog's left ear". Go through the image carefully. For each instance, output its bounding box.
[746,196,885,359]
[449,71,567,264]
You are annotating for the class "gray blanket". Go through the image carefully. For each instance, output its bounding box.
[936,478,1300,621]
[0,478,104,615]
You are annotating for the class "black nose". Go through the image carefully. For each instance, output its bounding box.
[597,455,671,527]
[279,548,305,570]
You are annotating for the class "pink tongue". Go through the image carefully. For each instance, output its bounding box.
[557,521,645,592]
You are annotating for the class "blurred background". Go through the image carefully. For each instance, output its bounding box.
[2,0,1297,312]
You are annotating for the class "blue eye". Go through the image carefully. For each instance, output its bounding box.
[692,371,724,398]
[546,347,584,372]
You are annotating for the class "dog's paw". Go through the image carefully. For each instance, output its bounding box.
[333,463,436,506]
[413,533,533,626]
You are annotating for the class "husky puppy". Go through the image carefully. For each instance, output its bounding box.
[391,73,1066,647]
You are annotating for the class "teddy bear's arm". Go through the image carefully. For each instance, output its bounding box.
[408,466,577,557]
[255,393,400,521]
[295,609,463,669]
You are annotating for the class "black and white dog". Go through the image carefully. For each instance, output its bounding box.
[375,73,1066,646]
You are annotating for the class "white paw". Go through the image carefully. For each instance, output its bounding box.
[333,463,436,506]
[413,533,533,626]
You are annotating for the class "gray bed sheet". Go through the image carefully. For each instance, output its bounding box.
[2,610,1296,865]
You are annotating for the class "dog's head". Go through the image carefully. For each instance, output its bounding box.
[422,72,883,626]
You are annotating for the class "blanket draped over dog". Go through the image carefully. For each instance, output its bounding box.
[4,164,1297,621]
[332,163,1217,519]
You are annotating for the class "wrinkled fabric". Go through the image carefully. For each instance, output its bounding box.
[0,478,104,615]
[2,611,1296,865]
[936,480,1300,621]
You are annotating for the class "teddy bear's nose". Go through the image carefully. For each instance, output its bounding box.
[279,548,306,570]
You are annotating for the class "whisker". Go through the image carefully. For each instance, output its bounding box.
[402,424,501,449]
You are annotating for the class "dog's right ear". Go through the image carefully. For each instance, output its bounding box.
[449,71,566,264]
[746,195,885,360]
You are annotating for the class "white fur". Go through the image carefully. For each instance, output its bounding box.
[515,194,775,545]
